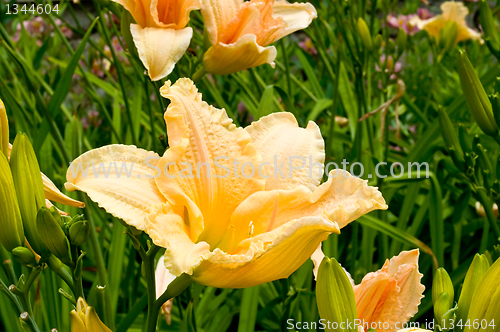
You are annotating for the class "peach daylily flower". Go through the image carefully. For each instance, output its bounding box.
[410,1,482,44]
[201,0,317,75]
[312,249,425,332]
[113,0,201,81]
[65,78,386,288]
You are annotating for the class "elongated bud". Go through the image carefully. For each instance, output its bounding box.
[357,18,372,51]
[0,99,8,159]
[0,153,24,251]
[396,28,407,55]
[480,0,500,52]
[11,247,37,267]
[434,292,450,322]
[439,108,465,163]
[36,207,71,264]
[458,51,500,136]
[432,268,454,310]
[316,257,357,332]
[10,133,47,255]
[456,254,490,332]
[69,219,90,246]
[464,257,500,332]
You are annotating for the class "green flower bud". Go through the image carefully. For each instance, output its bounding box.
[0,153,24,251]
[456,254,490,332]
[69,220,90,246]
[0,99,8,159]
[316,257,357,332]
[357,18,372,51]
[10,133,47,256]
[464,257,500,332]
[439,108,464,163]
[458,51,500,137]
[480,0,500,52]
[434,292,450,323]
[396,28,407,55]
[11,247,37,267]
[458,124,472,154]
[433,268,454,310]
[36,207,71,264]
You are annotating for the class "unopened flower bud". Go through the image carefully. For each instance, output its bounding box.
[396,28,407,55]
[0,99,8,159]
[37,207,71,264]
[11,247,37,267]
[458,51,499,137]
[10,133,48,256]
[69,220,90,246]
[456,254,490,332]
[357,18,372,51]
[480,0,500,52]
[316,257,357,329]
[373,34,383,50]
[0,153,24,252]
[432,268,454,310]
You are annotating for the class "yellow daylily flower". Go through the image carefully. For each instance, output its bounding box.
[201,0,317,75]
[70,298,112,332]
[2,99,84,213]
[114,0,201,81]
[65,78,386,288]
[411,1,482,44]
[156,257,175,325]
[312,249,425,332]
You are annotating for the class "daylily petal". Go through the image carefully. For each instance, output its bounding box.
[42,173,85,208]
[225,170,387,250]
[45,199,69,216]
[191,216,338,288]
[113,0,154,27]
[130,25,193,81]
[65,145,165,231]
[85,307,112,332]
[201,0,244,44]
[440,1,468,23]
[203,35,277,75]
[151,0,201,28]
[353,250,425,332]
[146,203,212,276]
[245,112,324,191]
[157,78,265,245]
[271,0,317,41]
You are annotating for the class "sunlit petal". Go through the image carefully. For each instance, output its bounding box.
[65,145,165,231]
[42,173,85,208]
[245,112,325,191]
[271,0,317,41]
[131,25,193,81]
[192,216,338,288]
[157,78,265,245]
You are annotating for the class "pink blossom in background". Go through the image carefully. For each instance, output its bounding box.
[81,110,102,130]
[299,37,318,55]
[55,18,73,39]
[417,8,433,20]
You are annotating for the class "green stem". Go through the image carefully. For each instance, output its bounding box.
[280,39,293,102]
[192,67,207,83]
[146,274,193,332]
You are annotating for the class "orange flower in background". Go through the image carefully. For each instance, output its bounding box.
[114,0,201,81]
[313,249,425,332]
[411,1,482,44]
[201,0,317,75]
[65,78,386,289]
